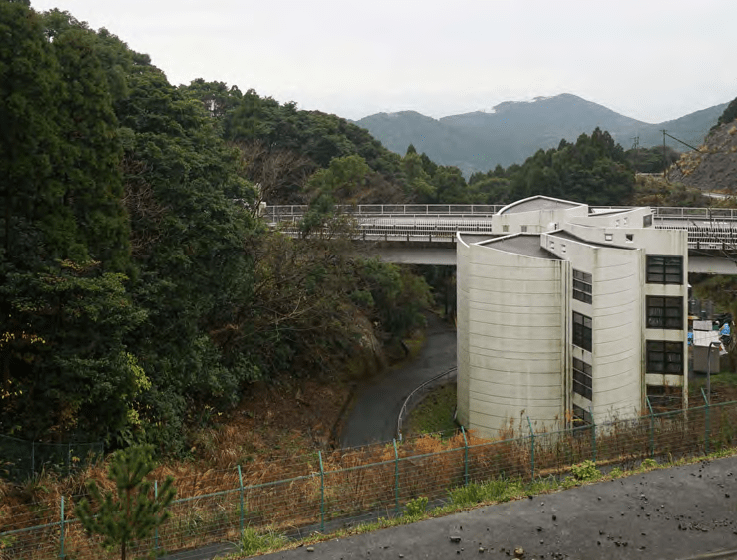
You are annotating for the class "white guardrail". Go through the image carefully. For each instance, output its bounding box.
[265,206,737,249]
[264,205,737,222]
[396,367,457,442]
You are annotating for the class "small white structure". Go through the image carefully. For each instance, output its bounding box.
[456,196,688,437]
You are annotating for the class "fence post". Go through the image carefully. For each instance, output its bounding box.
[393,439,400,515]
[461,426,469,486]
[154,480,160,550]
[701,388,710,455]
[59,495,65,559]
[236,465,245,537]
[590,406,596,463]
[646,397,655,458]
[318,451,325,532]
[527,417,535,480]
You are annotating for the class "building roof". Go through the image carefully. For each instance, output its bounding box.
[499,196,582,215]
[588,208,631,216]
[548,230,635,250]
[483,234,560,259]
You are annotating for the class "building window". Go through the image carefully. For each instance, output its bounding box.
[573,357,592,400]
[573,270,592,304]
[643,214,653,228]
[572,404,592,427]
[646,255,683,284]
[521,225,527,232]
[646,340,684,375]
[646,296,683,329]
[573,312,592,352]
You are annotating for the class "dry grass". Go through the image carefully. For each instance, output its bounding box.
[4,401,737,560]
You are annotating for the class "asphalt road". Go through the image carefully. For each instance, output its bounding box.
[340,313,457,447]
[263,455,737,560]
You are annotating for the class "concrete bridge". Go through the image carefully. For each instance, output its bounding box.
[264,204,737,273]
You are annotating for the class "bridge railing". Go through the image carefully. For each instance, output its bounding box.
[263,204,505,222]
[651,207,737,220]
[265,205,737,223]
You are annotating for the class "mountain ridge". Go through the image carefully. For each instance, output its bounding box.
[354,94,729,175]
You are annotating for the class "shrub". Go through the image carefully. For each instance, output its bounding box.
[608,467,624,479]
[404,496,428,518]
[569,460,600,482]
[240,525,288,556]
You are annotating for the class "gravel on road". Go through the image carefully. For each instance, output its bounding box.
[263,455,737,560]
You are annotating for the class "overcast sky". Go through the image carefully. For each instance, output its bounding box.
[30,0,736,123]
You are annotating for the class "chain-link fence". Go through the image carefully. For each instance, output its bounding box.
[3,398,737,559]
[0,435,104,481]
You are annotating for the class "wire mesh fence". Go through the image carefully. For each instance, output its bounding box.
[0,435,104,482]
[3,399,737,559]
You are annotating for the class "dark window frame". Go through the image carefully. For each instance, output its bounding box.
[646,340,684,375]
[646,255,683,285]
[646,296,683,329]
[572,404,592,427]
[573,312,592,352]
[572,269,592,304]
[572,357,592,400]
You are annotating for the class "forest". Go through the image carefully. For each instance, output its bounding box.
[1,1,724,457]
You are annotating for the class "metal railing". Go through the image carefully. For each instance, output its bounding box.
[396,367,457,441]
[266,204,737,249]
[3,396,737,559]
[264,205,737,222]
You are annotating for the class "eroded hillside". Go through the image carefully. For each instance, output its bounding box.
[669,118,737,192]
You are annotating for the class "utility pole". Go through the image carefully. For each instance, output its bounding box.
[661,129,668,182]
[631,136,639,174]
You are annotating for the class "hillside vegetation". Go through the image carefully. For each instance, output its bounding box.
[0,4,431,456]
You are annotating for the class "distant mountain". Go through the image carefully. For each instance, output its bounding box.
[354,94,730,176]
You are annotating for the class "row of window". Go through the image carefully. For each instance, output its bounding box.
[569,255,684,407]
[575,296,683,330]
[570,340,683,406]
[573,256,683,304]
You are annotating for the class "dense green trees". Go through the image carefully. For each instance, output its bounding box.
[0,4,139,442]
[456,128,634,206]
[1,3,432,455]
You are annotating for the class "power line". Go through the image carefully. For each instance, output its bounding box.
[663,131,704,153]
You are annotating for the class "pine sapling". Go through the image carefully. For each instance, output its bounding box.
[75,445,176,560]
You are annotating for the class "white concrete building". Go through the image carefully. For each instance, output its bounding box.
[456,196,688,437]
